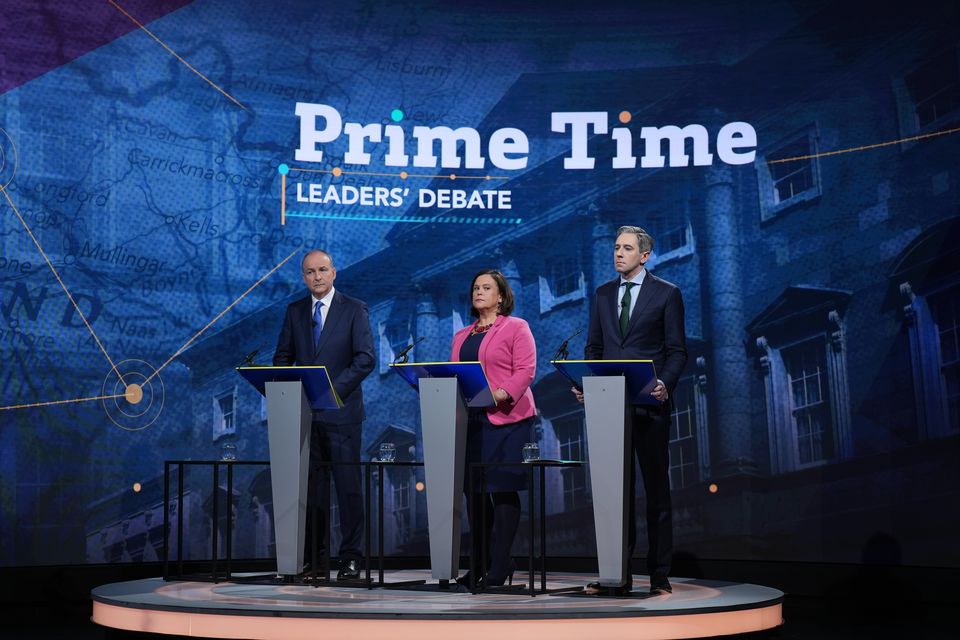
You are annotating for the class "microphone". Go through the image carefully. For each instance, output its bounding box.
[239,348,260,367]
[553,327,582,361]
[394,336,425,364]
[239,340,268,367]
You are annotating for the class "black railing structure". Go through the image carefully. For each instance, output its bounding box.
[162,458,583,595]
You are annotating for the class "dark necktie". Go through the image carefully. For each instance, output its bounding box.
[619,282,636,336]
[313,301,324,349]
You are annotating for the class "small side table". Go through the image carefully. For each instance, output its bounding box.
[467,459,585,596]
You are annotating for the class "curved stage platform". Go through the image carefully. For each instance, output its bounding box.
[92,572,783,640]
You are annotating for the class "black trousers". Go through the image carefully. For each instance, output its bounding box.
[626,405,673,580]
[303,420,364,561]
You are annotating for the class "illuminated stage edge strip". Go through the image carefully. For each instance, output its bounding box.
[91,574,784,640]
[92,600,783,640]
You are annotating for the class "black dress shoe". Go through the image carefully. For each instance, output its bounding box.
[479,559,516,589]
[337,559,360,580]
[299,564,314,583]
[585,580,632,596]
[649,576,672,594]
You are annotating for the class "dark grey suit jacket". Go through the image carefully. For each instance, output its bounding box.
[584,272,688,397]
[272,290,375,424]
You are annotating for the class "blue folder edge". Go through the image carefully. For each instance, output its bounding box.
[236,365,343,410]
[389,361,495,408]
[550,359,660,406]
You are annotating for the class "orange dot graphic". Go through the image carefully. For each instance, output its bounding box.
[619,111,632,124]
[125,383,143,405]
[332,167,343,177]
[133,482,142,493]
[400,171,408,179]
[449,174,456,180]
[708,483,718,494]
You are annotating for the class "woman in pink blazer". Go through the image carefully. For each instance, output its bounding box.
[450,269,537,589]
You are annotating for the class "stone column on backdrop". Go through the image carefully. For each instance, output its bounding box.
[501,259,522,318]
[703,164,756,476]
[415,290,441,363]
[591,215,616,293]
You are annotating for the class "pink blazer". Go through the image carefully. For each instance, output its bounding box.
[450,314,538,426]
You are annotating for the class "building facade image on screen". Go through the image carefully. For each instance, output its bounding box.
[0,0,957,569]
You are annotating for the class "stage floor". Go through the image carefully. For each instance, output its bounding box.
[92,571,783,640]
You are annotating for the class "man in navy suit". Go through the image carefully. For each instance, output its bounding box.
[273,249,375,579]
[576,225,687,595]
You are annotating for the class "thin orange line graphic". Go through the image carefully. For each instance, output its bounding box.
[768,126,960,164]
[0,185,127,386]
[141,249,299,384]
[106,0,246,110]
[289,167,509,180]
[0,394,126,412]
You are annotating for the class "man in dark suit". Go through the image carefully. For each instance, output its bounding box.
[576,225,687,595]
[273,249,375,579]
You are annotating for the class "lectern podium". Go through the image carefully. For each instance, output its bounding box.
[237,366,342,577]
[390,362,494,584]
[551,360,658,588]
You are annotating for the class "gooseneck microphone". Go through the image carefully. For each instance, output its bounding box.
[553,327,582,360]
[239,341,267,367]
[394,336,425,364]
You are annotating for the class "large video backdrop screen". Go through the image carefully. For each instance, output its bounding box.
[1,0,958,568]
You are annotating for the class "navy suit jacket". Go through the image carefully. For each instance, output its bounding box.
[272,290,375,424]
[584,272,688,398]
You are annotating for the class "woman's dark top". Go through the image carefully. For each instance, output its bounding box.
[459,329,531,492]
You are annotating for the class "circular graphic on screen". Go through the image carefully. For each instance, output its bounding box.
[0,126,20,190]
[101,359,165,431]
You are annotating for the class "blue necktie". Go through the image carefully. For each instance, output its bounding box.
[313,301,323,349]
